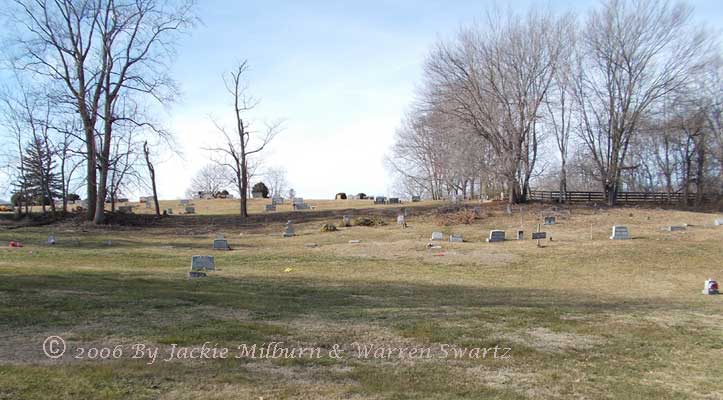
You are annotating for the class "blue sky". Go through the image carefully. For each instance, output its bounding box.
[3,0,722,200]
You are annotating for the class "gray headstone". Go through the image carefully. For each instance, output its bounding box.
[610,225,630,240]
[265,204,276,212]
[431,231,444,241]
[283,221,295,237]
[272,196,284,205]
[294,203,310,210]
[544,216,556,225]
[374,196,386,205]
[47,235,56,245]
[397,214,406,226]
[185,206,195,214]
[668,225,686,232]
[388,197,400,204]
[191,255,215,271]
[486,230,505,243]
[411,196,421,202]
[145,201,152,208]
[213,239,229,250]
[516,230,524,240]
[165,208,173,215]
[532,232,547,240]
[180,199,190,205]
[449,234,463,243]
[342,215,351,227]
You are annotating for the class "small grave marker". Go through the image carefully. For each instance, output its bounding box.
[349,240,361,244]
[411,196,421,202]
[449,234,463,243]
[431,231,444,241]
[165,208,173,215]
[702,279,719,295]
[486,230,505,243]
[715,219,723,226]
[342,215,351,227]
[374,196,386,205]
[397,214,407,228]
[516,230,524,240]
[544,216,556,225]
[265,204,276,212]
[185,206,195,214]
[668,225,686,232]
[532,232,547,240]
[610,225,630,240]
[213,239,230,251]
[47,235,56,245]
[388,197,400,204]
[191,255,215,271]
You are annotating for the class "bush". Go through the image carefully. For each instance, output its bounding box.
[335,192,347,200]
[320,223,338,232]
[67,193,81,201]
[352,216,387,227]
[434,208,482,226]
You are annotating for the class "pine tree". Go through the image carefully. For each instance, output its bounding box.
[16,137,62,214]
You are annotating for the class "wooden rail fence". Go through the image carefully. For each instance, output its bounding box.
[529,190,716,204]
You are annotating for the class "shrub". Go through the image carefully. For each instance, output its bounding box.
[320,223,338,232]
[434,208,481,226]
[353,216,387,227]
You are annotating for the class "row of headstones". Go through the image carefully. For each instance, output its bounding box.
[430,230,548,243]
[373,197,401,205]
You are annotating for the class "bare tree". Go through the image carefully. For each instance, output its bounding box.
[205,61,282,218]
[571,0,709,205]
[264,166,289,198]
[186,164,231,198]
[143,141,160,216]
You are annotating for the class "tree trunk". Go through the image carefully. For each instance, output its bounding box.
[143,142,161,217]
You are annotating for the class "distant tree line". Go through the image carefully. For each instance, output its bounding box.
[386,0,722,206]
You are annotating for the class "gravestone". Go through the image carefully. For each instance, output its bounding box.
[294,203,310,210]
[516,230,524,240]
[118,206,133,214]
[486,230,505,243]
[431,231,444,241]
[610,225,630,240]
[411,196,421,202]
[180,199,190,206]
[165,208,173,215]
[388,198,400,204]
[449,234,463,243]
[292,197,304,205]
[715,219,723,226]
[544,216,556,225]
[145,201,151,209]
[342,215,351,227]
[272,196,284,205]
[265,204,276,212]
[188,271,207,278]
[191,255,215,271]
[185,206,195,214]
[213,239,230,251]
[349,240,361,244]
[668,225,686,232]
[251,191,264,199]
[47,235,56,245]
[702,279,719,295]
[397,214,407,228]
[374,196,386,205]
[282,221,295,237]
[532,232,547,240]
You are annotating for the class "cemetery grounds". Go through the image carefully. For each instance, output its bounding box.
[0,200,722,399]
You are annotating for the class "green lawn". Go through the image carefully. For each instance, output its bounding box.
[1,205,722,399]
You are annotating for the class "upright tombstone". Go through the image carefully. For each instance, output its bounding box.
[449,233,463,243]
[342,215,351,227]
[213,238,230,251]
[272,196,284,205]
[411,196,421,202]
[388,198,400,204]
[544,216,556,225]
[191,255,215,271]
[283,221,295,237]
[265,204,276,212]
[486,230,505,243]
[145,201,152,209]
[715,219,723,226]
[47,234,56,245]
[516,230,524,240]
[702,279,719,295]
[374,196,387,205]
[610,225,630,240]
[185,206,195,214]
[397,214,407,228]
[165,208,173,215]
[180,199,190,206]
[430,231,444,241]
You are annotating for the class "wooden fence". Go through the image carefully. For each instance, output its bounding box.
[528,190,716,204]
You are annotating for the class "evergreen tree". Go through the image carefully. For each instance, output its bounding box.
[16,137,62,214]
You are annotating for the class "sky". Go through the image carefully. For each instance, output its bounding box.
[3,0,723,200]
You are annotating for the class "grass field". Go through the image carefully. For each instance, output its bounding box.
[0,201,722,399]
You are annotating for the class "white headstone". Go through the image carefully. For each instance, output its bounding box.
[342,215,351,227]
[610,225,630,240]
[397,214,406,226]
[486,230,505,243]
[516,230,524,240]
[702,279,719,295]
[431,231,444,241]
[283,221,295,237]
[449,234,463,243]
[715,219,723,226]
[191,255,215,271]
[47,235,56,245]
